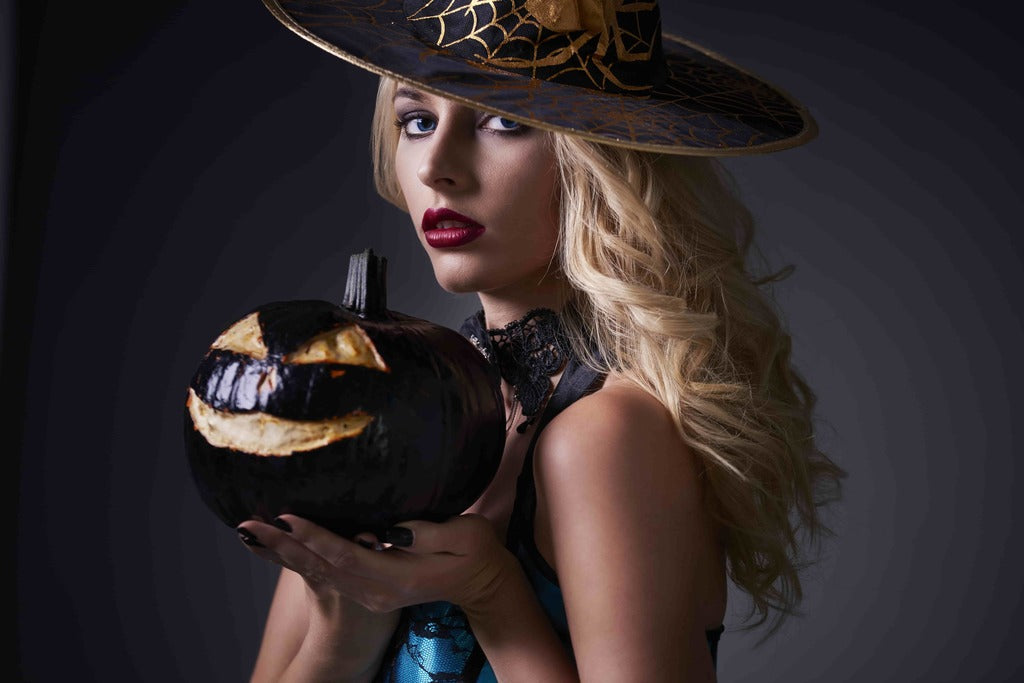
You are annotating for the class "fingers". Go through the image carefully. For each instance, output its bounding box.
[235,518,387,601]
[353,533,386,552]
[238,516,396,577]
[236,513,498,566]
[383,514,497,555]
[234,519,321,569]
[233,514,506,611]
[270,515,367,563]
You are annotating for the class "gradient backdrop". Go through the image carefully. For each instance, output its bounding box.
[6,1,1022,680]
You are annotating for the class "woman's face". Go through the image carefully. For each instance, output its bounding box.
[392,86,560,298]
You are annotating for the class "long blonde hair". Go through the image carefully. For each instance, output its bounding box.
[371,76,845,633]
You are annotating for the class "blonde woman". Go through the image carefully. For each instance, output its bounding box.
[236,1,845,680]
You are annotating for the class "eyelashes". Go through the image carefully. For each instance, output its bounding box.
[394,115,436,137]
[393,112,528,139]
[482,116,524,134]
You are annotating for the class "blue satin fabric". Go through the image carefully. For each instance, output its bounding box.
[372,543,575,682]
[374,600,483,682]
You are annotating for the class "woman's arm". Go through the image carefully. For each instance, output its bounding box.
[431,525,581,682]
[532,381,722,682]
[250,568,308,681]
[244,513,580,683]
[242,522,401,683]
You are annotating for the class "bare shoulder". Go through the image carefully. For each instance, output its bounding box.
[532,373,725,672]
[537,373,696,476]
[534,373,704,511]
[562,372,668,420]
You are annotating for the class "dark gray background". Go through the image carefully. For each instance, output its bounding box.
[6,1,1022,681]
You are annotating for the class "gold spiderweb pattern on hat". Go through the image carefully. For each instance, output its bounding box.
[267,0,815,153]
[404,0,662,93]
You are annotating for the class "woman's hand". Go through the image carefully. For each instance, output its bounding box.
[236,513,514,615]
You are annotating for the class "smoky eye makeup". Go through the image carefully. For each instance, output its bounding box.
[479,115,529,136]
[394,110,437,138]
[393,89,438,138]
[392,96,530,139]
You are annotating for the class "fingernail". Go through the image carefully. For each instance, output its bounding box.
[237,527,264,548]
[384,526,413,547]
[271,517,292,533]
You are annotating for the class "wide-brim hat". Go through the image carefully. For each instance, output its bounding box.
[263,0,817,155]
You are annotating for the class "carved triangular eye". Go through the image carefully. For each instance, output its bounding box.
[210,312,267,359]
[285,325,388,371]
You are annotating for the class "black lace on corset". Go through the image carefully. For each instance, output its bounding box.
[467,308,571,433]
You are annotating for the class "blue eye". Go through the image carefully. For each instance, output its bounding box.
[414,118,436,133]
[483,116,523,133]
[397,115,437,137]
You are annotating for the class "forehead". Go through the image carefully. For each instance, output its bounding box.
[392,86,483,114]
[393,85,429,103]
[393,85,445,103]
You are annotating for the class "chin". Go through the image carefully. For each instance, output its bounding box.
[429,261,488,294]
[426,252,556,296]
[434,280,477,295]
[434,273,497,295]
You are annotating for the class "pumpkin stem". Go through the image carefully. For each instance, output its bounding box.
[343,249,388,318]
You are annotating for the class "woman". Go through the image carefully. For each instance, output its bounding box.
[236,1,845,680]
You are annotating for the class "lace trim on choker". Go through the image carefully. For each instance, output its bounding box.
[466,308,571,433]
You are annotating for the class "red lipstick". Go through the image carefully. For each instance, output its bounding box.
[421,208,485,248]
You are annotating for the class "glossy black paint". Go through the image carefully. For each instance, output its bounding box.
[184,252,506,538]
[256,298,356,355]
[191,349,390,419]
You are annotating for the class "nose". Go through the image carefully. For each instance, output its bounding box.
[416,120,476,192]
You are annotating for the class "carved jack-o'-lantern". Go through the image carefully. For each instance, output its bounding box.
[184,250,505,538]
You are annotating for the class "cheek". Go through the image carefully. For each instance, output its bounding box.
[394,158,426,242]
[498,154,559,244]
[394,148,422,210]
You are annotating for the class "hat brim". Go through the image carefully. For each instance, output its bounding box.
[264,0,817,155]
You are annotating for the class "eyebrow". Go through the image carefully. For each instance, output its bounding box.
[393,86,427,103]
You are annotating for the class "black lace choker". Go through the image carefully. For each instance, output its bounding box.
[462,308,572,433]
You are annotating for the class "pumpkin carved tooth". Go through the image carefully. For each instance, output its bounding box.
[183,249,505,538]
[255,366,278,399]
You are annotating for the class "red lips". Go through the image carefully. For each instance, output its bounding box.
[421,208,485,248]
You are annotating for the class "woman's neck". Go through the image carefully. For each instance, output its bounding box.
[476,276,569,329]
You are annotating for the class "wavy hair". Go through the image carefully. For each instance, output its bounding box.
[371,76,845,634]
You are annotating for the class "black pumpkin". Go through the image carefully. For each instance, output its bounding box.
[184,249,505,538]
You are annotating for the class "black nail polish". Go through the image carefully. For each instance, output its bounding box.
[237,527,264,548]
[384,526,413,547]
[356,538,376,550]
[271,517,293,533]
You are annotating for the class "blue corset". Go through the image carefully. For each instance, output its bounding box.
[374,539,579,683]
